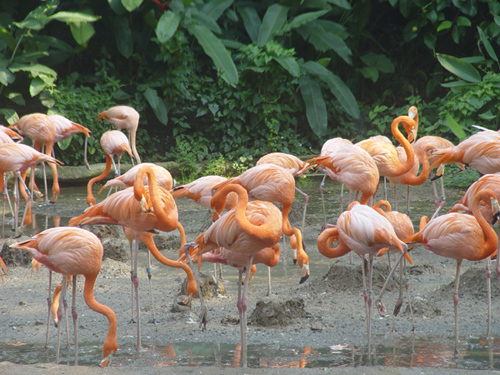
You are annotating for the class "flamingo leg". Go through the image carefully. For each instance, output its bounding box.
[319,175,327,227]
[55,275,68,364]
[71,275,79,366]
[453,260,462,354]
[133,235,142,351]
[44,270,53,348]
[393,184,398,212]
[340,183,345,213]
[486,258,492,338]
[406,185,411,216]
[375,251,407,316]
[128,239,135,323]
[267,266,271,296]
[366,255,374,356]
[238,256,253,368]
[295,186,309,234]
[146,250,157,324]
[403,259,415,331]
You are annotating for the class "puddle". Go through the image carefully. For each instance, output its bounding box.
[1,336,499,369]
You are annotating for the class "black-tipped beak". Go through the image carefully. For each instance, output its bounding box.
[493,212,499,225]
[293,259,297,265]
[299,274,309,284]
[431,174,443,181]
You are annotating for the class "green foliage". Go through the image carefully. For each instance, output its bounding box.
[0,0,99,120]
[443,165,481,190]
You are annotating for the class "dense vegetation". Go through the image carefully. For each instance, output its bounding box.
[0,0,498,183]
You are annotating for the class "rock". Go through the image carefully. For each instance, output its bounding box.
[99,258,130,278]
[221,314,239,325]
[101,238,129,261]
[249,297,306,326]
[1,238,32,267]
[86,225,123,241]
[181,271,226,299]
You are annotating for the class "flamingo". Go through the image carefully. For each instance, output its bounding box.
[50,114,91,170]
[183,183,282,367]
[307,144,380,207]
[99,162,173,194]
[407,106,419,143]
[171,175,237,217]
[70,165,190,350]
[430,128,500,176]
[0,125,23,142]
[87,130,134,206]
[0,132,15,145]
[255,152,311,232]
[212,164,310,283]
[413,135,464,214]
[334,202,411,353]
[11,227,118,367]
[0,255,7,282]
[355,115,417,202]
[400,189,500,353]
[0,143,62,236]
[97,106,141,164]
[9,113,61,203]
[318,137,353,221]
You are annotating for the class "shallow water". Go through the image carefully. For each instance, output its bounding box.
[1,336,499,369]
[2,176,497,370]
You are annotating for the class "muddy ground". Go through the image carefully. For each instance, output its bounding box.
[1,176,500,375]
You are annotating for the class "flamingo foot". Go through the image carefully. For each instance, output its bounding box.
[50,195,58,204]
[199,307,208,331]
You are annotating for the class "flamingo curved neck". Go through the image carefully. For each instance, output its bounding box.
[391,116,416,176]
[87,154,112,205]
[471,190,498,257]
[317,227,351,259]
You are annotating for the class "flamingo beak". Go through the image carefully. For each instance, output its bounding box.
[99,352,114,367]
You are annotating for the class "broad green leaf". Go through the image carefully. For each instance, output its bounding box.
[300,61,359,118]
[273,55,300,77]
[10,63,57,78]
[0,28,16,51]
[436,53,481,83]
[109,0,127,15]
[39,91,55,108]
[69,22,95,46]
[455,16,471,27]
[462,56,485,64]
[203,0,233,21]
[145,88,169,125]
[324,74,359,119]
[257,4,289,47]
[441,80,475,88]
[29,77,47,96]
[188,24,238,86]
[477,26,499,62]
[314,20,349,39]
[0,109,18,125]
[281,10,328,33]
[479,110,497,120]
[445,114,467,140]
[114,16,133,58]
[192,8,222,34]
[7,92,25,106]
[360,52,394,73]
[308,30,352,64]
[156,11,181,43]
[221,39,245,49]
[325,0,351,10]
[300,75,327,138]
[0,68,15,86]
[57,136,73,151]
[48,11,100,23]
[13,18,46,30]
[238,6,260,42]
[121,0,143,12]
[359,66,378,82]
[437,20,452,32]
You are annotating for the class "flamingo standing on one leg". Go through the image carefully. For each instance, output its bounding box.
[183,183,282,367]
[97,106,141,164]
[71,165,191,351]
[212,164,310,283]
[87,130,134,206]
[11,227,118,367]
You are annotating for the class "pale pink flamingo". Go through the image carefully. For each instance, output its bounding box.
[11,227,118,367]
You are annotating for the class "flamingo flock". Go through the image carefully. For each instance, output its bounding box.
[1,104,500,368]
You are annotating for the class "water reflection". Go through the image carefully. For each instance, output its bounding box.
[2,336,499,369]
